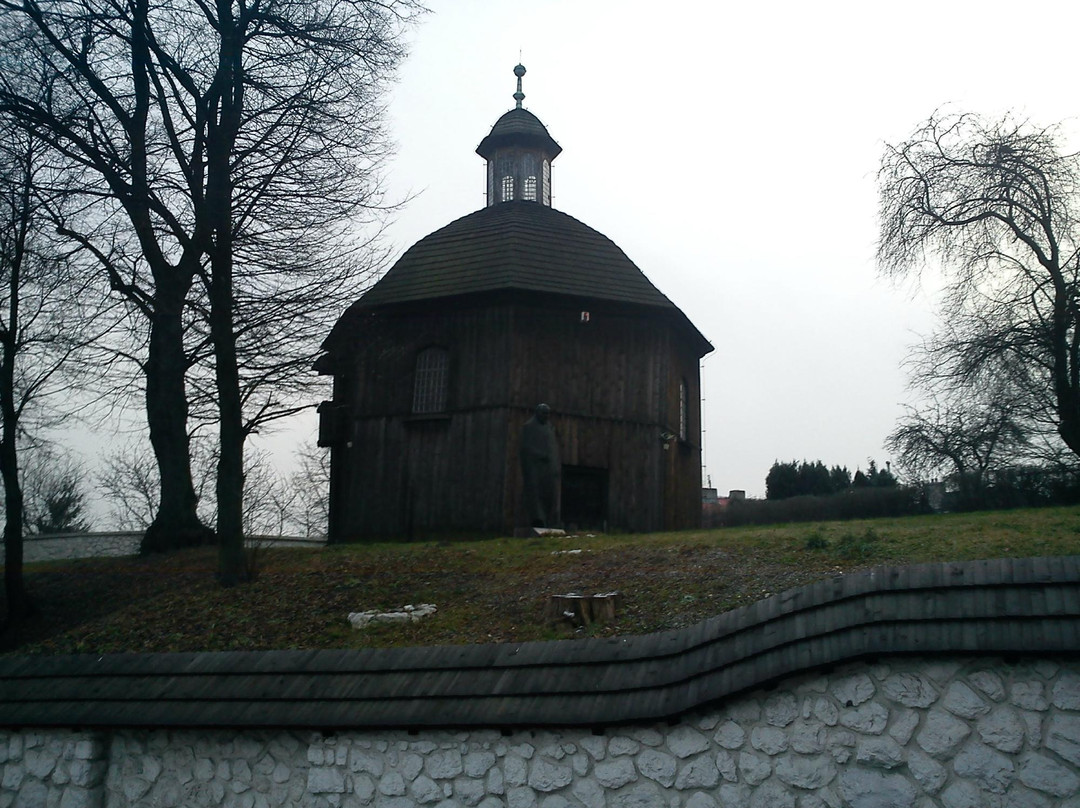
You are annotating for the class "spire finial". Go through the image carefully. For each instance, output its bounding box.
[513,63,526,109]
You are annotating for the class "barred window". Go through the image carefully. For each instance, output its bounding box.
[413,347,448,414]
[501,175,514,202]
[523,176,537,201]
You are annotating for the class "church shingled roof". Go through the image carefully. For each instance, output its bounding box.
[349,201,677,310]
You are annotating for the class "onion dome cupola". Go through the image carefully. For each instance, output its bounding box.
[476,64,561,207]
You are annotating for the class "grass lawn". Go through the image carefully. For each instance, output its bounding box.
[3,505,1079,656]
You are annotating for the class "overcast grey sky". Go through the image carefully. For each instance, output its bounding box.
[330,0,1079,498]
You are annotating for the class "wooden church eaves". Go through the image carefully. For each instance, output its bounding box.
[322,201,711,355]
[0,556,1078,730]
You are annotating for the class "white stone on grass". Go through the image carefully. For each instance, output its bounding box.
[348,603,438,629]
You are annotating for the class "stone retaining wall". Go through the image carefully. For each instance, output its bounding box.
[4,654,1080,807]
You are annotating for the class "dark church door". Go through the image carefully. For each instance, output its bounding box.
[561,465,608,531]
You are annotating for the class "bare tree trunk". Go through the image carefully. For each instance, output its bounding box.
[0,331,32,632]
[141,292,214,553]
[211,265,246,584]
[207,3,245,584]
[1,139,33,635]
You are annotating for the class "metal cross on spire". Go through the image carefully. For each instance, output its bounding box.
[513,63,526,108]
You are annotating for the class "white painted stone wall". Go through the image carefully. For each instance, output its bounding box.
[3,655,1080,807]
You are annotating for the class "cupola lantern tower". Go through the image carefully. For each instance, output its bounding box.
[476,64,562,207]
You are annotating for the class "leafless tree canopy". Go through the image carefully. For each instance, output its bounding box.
[878,112,1080,459]
[0,0,419,578]
[885,391,1030,489]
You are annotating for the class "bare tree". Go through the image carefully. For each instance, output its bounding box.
[878,111,1080,460]
[0,1,419,582]
[287,441,329,538]
[886,390,1030,499]
[0,2,216,554]
[240,448,294,537]
[98,443,159,531]
[0,119,104,629]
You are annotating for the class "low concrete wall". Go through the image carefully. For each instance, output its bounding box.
[2,655,1079,807]
[2,532,326,563]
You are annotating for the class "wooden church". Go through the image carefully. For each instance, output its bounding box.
[316,66,713,541]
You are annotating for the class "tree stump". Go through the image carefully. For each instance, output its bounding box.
[546,592,621,627]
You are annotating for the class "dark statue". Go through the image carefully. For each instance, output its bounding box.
[520,403,561,528]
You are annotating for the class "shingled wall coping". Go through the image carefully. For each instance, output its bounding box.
[0,556,1077,730]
